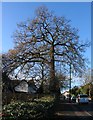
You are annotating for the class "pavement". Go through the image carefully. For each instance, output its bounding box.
[45,99,93,120]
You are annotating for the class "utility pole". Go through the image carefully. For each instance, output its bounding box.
[69,63,72,102]
[41,61,44,80]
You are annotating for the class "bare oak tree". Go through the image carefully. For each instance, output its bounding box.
[2,6,89,93]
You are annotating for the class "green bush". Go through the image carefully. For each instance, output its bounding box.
[2,95,55,120]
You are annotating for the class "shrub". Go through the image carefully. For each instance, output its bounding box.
[2,95,55,120]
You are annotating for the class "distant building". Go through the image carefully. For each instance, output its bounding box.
[62,91,70,99]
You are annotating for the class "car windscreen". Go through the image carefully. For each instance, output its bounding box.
[80,95,88,98]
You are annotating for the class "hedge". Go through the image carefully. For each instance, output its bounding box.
[2,95,55,120]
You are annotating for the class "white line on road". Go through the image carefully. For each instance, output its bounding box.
[84,111,92,117]
[71,103,93,117]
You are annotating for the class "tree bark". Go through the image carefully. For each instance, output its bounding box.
[49,45,56,92]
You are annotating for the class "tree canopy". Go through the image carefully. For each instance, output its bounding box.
[2,6,90,92]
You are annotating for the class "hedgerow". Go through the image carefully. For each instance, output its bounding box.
[2,95,55,120]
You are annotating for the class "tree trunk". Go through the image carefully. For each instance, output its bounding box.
[49,45,56,92]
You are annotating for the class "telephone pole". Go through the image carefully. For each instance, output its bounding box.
[69,63,72,102]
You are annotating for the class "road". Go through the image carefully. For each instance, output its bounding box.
[46,99,93,120]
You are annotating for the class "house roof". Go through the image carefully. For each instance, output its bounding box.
[14,80,28,93]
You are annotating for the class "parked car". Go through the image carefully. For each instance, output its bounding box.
[76,94,89,104]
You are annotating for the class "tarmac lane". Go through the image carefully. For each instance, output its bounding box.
[45,100,93,120]
[70,102,93,119]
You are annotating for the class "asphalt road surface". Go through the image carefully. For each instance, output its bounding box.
[46,99,93,120]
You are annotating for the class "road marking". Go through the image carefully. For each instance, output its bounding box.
[70,103,93,117]
[84,111,92,117]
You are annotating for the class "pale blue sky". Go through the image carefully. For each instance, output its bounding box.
[0,2,2,52]
[2,2,91,65]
